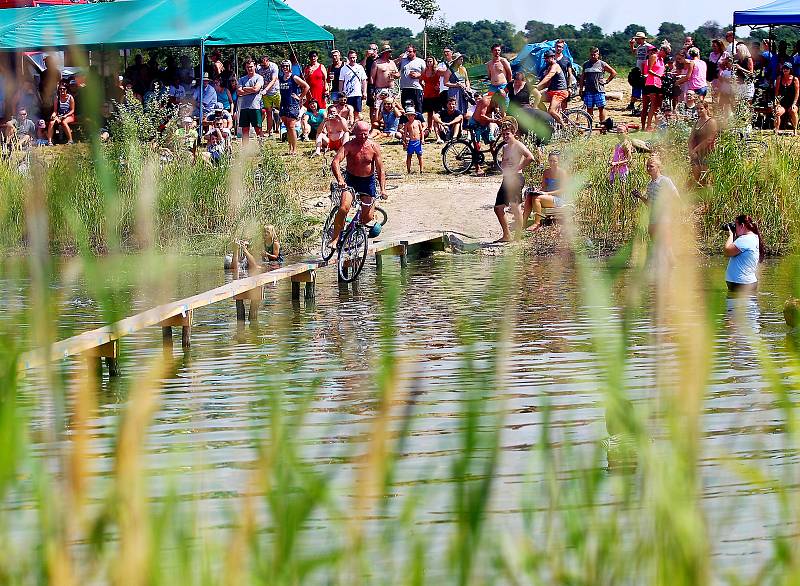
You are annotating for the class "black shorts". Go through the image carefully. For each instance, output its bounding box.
[238,108,262,129]
[366,85,375,108]
[643,85,662,96]
[422,96,439,114]
[495,173,524,206]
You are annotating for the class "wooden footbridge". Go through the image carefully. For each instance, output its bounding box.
[19,232,449,376]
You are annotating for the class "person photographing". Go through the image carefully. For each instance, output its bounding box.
[724,215,764,293]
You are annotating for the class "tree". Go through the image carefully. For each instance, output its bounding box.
[424,16,454,57]
[657,21,686,48]
[579,23,603,39]
[399,0,439,57]
[554,24,578,40]
[524,20,555,42]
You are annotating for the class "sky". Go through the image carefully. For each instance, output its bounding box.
[296,0,752,35]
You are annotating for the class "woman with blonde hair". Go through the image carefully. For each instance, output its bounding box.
[261,224,283,263]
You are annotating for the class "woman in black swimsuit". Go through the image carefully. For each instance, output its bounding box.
[774,62,799,134]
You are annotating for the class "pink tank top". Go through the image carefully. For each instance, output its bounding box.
[687,59,707,90]
[645,57,665,88]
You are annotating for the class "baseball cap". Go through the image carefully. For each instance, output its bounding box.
[543,50,555,58]
[404,105,416,114]
[37,119,46,127]
[214,102,224,110]
[783,61,793,69]
[281,60,291,67]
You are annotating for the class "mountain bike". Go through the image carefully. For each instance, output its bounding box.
[441,126,505,175]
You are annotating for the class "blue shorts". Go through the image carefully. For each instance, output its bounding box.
[553,196,565,208]
[583,92,606,108]
[347,95,363,113]
[632,87,642,99]
[467,119,491,144]
[488,82,507,94]
[345,172,377,197]
[693,86,708,97]
[406,139,422,155]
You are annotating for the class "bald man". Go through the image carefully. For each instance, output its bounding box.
[329,120,387,247]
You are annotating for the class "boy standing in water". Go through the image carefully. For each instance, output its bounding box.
[402,106,424,174]
[495,121,534,242]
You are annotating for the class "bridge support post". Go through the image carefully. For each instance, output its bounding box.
[399,241,408,267]
[291,270,316,301]
[235,287,262,322]
[159,311,193,349]
[83,340,119,378]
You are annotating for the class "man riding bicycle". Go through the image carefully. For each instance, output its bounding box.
[329,120,388,248]
[466,93,499,176]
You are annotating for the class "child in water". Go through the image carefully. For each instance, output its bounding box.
[223,225,283,271]
[609,125,632,184]
[402,106,424,174]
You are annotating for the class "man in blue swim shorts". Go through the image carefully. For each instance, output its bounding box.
[402,106,424,173]
[486,43,512,111]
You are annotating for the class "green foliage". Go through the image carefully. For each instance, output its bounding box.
[399,0,439,22]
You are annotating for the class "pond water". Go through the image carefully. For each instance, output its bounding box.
[6,251,799,578]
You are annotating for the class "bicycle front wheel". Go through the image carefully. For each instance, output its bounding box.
[374,205,388,227]
[320,207,338,263]
[337,225,369,283]
[490,138,506,172]
[442,139,474,175]
[563,108,593,140]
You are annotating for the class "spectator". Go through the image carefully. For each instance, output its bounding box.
[39,55,61,116]
[632,154,679,238]
[168,76,187,104]
[301,98,326,140]
[237,59,264,143]
[433,96,463,141]
[680,47,708,100]
[362,43,378,115]
[676,89,699,122]
[5,107,36,149]
[580,47,617,126]
[175,116,198,151]
[209,50,224,79]
[193,73,217,119]
[47,83,76,145]
[535,50,567,126]
[369,96,402,139]
[401,106,424,174]
[206,103,233,130]
[261,225,283,264]
[682,36,697,58]
[436,47,454,111]
[397,45,425,114]
[524,151,566,231]
[278,59,309,155]
[202,126,227,165]
[732,43,755,102]
[370,45,400,125]
[760,39,778,82]
[669,51,689,108]
[641,45,666,132]
[793,40,800,77]
[774,62,799,134]
[494,123,534,241]
[444,52,470,115]
[314,104,350,154]
[709,39,726,93]
[421,56,440,139]
[724,215,764,293]
[508,71,531,108]
[486,42,512,109]
[609,126,632,184]
[716,56,735,115]
[688,100,718,185]
[125,54,150,97]
[214,78,233,114]
[338,50,368,119]
[332,92,355,128]
[628,31,653,111]
[329,50,344,101]
[304,50,328,109]
[466,93,498,176]
[257,55,280,138]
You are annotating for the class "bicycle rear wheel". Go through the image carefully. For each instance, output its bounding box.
[337,225,369,283]
[490,138,506,172]
[563,108,593,140]
[442,139,474,175]
[320,207,338,263]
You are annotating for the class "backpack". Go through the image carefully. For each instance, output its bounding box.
[627,67,644,89]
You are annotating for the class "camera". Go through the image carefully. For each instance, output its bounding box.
[720,222,736,232]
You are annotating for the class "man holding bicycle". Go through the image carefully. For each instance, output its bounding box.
[329,120,387,248]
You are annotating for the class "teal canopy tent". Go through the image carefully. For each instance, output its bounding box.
[0,0,333,50]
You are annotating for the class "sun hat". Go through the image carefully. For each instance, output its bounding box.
[281,59,291,67]
[183,116,193,123]
[783,61,793,69]
[201,72,210,80]
[404,105,416,114]
[452,52,463,61]
[381,44,392,53]
[634,31,648,39]
[543,50,555,58]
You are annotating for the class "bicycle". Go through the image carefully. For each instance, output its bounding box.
[441,126,505,175]
[320,184,388,275]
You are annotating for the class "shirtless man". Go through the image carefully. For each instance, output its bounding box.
[329,120,388,247]
[370,45,400,123]
[333,92,355,129]
[466,93,498,175]
[486,43,513,108]
[687,100,718,186]
[314,104,350,155]
[494,124,534,242]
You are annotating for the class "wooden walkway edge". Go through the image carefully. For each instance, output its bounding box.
[19,232,448,373]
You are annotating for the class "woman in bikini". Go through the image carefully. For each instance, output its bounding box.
[524,151,568,231]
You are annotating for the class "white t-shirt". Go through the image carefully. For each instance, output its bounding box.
[436,61,449,92]
[725,232,759,284]
[339,63,367,98]
[400,57,425,90]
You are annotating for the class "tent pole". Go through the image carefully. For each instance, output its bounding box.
[234,47,239,77]
[199,40,205,146]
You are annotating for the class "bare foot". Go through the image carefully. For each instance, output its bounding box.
[493,237,512,243]
[526,224,542,233]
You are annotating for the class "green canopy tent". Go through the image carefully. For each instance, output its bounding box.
[0,0,333,120]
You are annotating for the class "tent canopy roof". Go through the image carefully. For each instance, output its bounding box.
[734,0,800,26]
[0,0,333,50]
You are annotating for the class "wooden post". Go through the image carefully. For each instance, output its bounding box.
[235,287,262,323]
[249,299,259,323]
[291,281,301,299]
[159,311,193,349]
[84,340,119,378]
[162,326,173,349]
[376,253,383,271]
[181,325,191,348]
[399,242,408,268]
[305,276,315,300]
[236,299,246,322]
[291,270,316,301]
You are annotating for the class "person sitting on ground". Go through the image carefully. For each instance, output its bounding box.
[47,83,76,145]
[202,127,226,166]
[536,50,567,126]
[6,107,36,150]
[688,100,718,186]
[774,62,799,134]
[580,47,617,126]
[433,96,464,141]
[261,224,283,263]
[402,106,424,174]
[35,119,49,146]
[205,102,233,130]
[370,96,403,139]
[466,93,498,176]
[302,99,326,141]
[676,89,699,122]
[609,125,632,184]
[524,150,567,231]
[314,104,350,155]
[332,92,355,129]
[494,121,534,242]
[175,116,198,151]
[724,214,764,293]
[328,120,388,247]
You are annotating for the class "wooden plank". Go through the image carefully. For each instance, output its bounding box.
[290,270,316,283]
[84,340,117,359]
[233,286,264,301]
[159,310,193,328]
